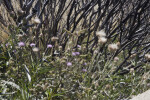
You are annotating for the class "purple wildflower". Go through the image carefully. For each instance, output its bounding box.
[47,44,53,48]
[82,69,87,72]
[30,43,36,47]
[72,52,76,56]
[13,50,16,53]
[67,62,72,66]
[18,42,25,47]
[77,45,81,48]
[84,62,87,66]
[5,43,9,47]
[72,52,80,56]
[75,52,80,55]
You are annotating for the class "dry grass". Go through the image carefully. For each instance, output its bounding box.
[0,24,9,42]
[0,3,17,42]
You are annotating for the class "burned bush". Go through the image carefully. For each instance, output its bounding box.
[0,0,150,75]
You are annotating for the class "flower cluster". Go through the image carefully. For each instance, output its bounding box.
[145,54,150,60]
[108,43,119,53]
[96,30,107,44]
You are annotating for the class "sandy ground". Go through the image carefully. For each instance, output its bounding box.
[130,90,150,100]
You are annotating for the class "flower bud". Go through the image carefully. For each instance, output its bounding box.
[98,37,107,44]
[145,54,150,60]
[33,17,41,24]
[51,37,59,42]
[108,43,119,53]
[130,54,136,59]
[32,47,39,52]
[105,84,111,90]
[130,68,134,73]
[114,57,119,62]
[96,30,106,37]
[59,46,62,51]
[17,10,25,16]
[116,42,120,47]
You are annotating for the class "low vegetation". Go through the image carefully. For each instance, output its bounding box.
[0,0,150,99]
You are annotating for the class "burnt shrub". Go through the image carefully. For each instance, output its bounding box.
[0,0,150,99]
[1,0,150,74]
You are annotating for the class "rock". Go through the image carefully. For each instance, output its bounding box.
[130,90,150,100]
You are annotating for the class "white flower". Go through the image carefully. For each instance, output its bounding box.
[114,57,119,62]
[32,47,39,52]
[108,43,119,52]
[59,46,62,51]
[145,54,150,60]
[96,30,106,37]
[130,54,136,59]
[98,37,107,44]
[130,68,134,73]
[116,42,121,47]
[33,17,41,24]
